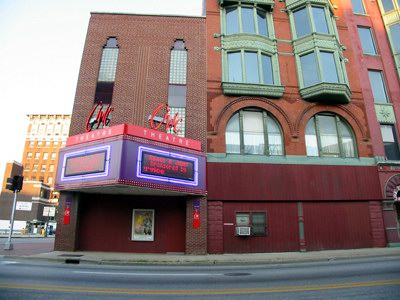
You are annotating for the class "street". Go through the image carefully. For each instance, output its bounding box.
[0,255,399,299]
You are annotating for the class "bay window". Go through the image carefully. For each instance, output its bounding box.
[225,5,270,37]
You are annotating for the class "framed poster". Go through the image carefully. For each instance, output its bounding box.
[132,209,155,241]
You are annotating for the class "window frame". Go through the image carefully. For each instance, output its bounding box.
[380,124,400,160]
[224,4,271,37]
[225,108,284,156]
[306,113,357,158]
[227,50,275,85]
[351,0,367,14]
[235,211,267,237]
[368,70,390,103]
[358,26,378,55]
[292,4,331,39]
[299,50,340,88]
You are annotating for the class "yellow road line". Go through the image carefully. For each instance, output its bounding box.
[0,279,399,296]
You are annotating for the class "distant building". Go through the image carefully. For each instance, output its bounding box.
[0,161,54,234]
[22,114,71,198]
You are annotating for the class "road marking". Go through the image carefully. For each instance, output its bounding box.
[0,279,399,295]
[0,261,18,265]
[73,271,223,276]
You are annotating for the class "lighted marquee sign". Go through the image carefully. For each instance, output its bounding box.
[137,146,198,186]
[61,145,111,181]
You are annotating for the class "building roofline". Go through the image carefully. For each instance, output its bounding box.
[90,11,205,19]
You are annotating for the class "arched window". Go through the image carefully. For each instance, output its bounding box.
[225,109,284,156]
[305,114,356,158]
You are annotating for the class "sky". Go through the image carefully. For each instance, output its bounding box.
[0,0,203,184]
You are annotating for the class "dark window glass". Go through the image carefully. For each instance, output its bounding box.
[168,85,187,107]
[252,213,267,236]
[95,82,114,104]
[312,7,329,34]
[257,9,268,36]
[242,7,255,33]
[389,24,400,54]
[381,124,400,160]
[358,27,377,54]
[381,0,395,12]
[351,0,366,14]
[244,52,259,83]
[294,8,311,37]
[228,52,242,82]
[300,52,319,87]
[368,70,389,103]
[226,7,239,35]
[320,52,339,83]
[261,54,273,84]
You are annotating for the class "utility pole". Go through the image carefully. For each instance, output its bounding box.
[4,175,24,250]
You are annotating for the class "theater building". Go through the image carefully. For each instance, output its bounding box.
[206,0,400,253]
[54,13,207,254]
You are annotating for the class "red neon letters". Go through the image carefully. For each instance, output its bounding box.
[150,104,182,134]
[85,102,114,132]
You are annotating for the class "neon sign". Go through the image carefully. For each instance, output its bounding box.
[149,104,182,134]
[137,146,198,186]
[85,102,114,132]
[61,145,111,181]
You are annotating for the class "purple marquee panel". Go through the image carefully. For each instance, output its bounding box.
[55,138,206,194]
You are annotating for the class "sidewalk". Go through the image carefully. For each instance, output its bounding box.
[5,247,400,266]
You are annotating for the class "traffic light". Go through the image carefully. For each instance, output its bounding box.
[5,175,23,192]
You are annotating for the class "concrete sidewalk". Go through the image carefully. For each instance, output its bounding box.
[5,247,400,266]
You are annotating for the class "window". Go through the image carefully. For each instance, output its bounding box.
[43,152,48,160]
[389,24,400,54]
[225,6,270,37]
[24,164,30,171]
[51,153,57,160]
[49,164,55,172]
[236,212,267,236]
[306,114,356,158]
[41,164,47,172]
[228,51,274,85]
[45,141,51,148]
[167,39,187,137]
[293,6,329,38]
[381,0,395,12]
[53,141,59,148]
[352,0,366,14]
[358,27,377,55]
[300,51,339,87]
[27,152,33,159]
[381,124,400,160]
[368,70,389,103]
[47,177,53,184]
[35,152,40,159]
[37,141,43,148]
[95,37,119,104]
[226,109,284,155]
[28,141,34,148]
[33,164,39,172]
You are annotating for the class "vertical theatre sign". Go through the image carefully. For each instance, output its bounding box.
[85,102,114,132]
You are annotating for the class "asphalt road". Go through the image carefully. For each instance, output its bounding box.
[0,255,399,299]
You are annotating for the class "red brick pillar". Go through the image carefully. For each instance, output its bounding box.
[54,192,80,251]
[369,201,387,247]
[185,196,207,254]
[207,201,223,254]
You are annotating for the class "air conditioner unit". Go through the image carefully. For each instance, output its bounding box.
[236,226,251,236]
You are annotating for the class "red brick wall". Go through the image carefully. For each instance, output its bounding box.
[206,0,373,157]
[207,201,224,254]
[70,13,207,151]
[186,196,207,254]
